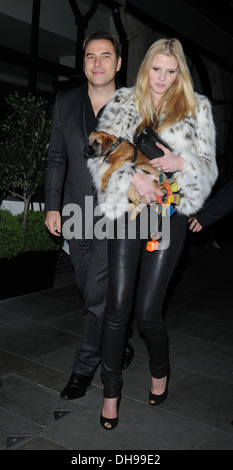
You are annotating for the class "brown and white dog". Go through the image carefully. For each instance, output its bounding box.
[84,131,161,220]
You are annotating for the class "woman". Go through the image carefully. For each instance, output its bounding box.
[94,38,218,430]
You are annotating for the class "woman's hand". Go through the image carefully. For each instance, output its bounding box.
[188,217,203,232]
[149,143,184,173]
[131,173,163,204]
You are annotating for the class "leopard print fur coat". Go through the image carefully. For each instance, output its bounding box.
[87,87,218,219]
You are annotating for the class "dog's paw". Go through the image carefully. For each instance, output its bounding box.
[129,202,147,220]
[126,203,135,212]
[126,203,139,221]
[129,209,141,221]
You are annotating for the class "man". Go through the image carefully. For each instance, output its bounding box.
[189,180,233,232]
[44,32,134,400]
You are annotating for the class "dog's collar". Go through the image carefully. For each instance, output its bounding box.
[130,144,138,164]
[104,137,138,164]
[104,137,123,160]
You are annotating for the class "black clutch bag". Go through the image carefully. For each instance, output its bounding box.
[135,126,173,177]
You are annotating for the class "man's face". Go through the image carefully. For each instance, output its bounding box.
[84,39,121,88]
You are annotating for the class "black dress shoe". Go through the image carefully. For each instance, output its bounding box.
[121,342,134,370]
[60,373,93,400]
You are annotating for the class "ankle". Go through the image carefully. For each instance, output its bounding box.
[151,376,166,395]
[102,397,118,419]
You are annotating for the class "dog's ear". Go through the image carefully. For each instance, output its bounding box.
[101,134,115,154]
[88,132,97,144]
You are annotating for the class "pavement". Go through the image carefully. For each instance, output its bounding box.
[0,232,233,455]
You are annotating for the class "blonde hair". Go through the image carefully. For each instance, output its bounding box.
[134,38,197,133]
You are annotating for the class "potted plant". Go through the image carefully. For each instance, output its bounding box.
[0,91,53,226]
[0,92,63,299]
[0,209,25,259]
[0,209,63,299]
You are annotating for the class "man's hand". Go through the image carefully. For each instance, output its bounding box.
[131,173,163,204]
[188,217,203,232]
[45,211,61,236]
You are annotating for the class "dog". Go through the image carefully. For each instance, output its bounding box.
[84,131,161,220]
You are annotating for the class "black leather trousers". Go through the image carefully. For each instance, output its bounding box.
[101,211,188,398]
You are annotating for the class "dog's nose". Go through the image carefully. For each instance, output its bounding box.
[83,143,94,158]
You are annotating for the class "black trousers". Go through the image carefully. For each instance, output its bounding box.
[101,211,188,398]
[69,235,108,377]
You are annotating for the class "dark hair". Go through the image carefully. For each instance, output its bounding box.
[83,31,121,59]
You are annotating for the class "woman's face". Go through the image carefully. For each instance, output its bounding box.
[148,53,179,105]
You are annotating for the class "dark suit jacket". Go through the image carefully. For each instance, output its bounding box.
[196,180,233,228]
[44,85,95,216]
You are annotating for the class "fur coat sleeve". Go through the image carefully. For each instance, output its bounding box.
[94,87,218,218]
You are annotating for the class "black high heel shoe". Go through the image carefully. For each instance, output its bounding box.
[149,370,170,406]
[100,395,121,430]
